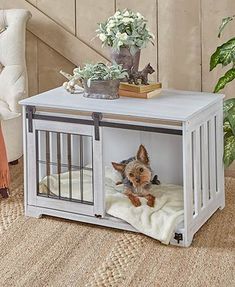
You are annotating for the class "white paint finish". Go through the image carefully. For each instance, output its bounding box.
[20,87,224,121]
[35,196,94,215]
[182,123,194,245]
[158,0,201,90]
[201,121,209,208]
[26,117,97,217]
[27,123,37,206]
[93,127,105,217]
[193,128,202,216]
[103,127,183,185]
[22,106,28,212]
[215,110,225,208]
[22,87,225,247]
[34,119,93,136]
[208,117,216,200]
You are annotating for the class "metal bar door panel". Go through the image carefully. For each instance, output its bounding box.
[26,117,104,217]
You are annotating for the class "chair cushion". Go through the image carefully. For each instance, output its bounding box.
[0,98,20,120]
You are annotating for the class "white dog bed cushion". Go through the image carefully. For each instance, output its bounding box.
[39,167,184,245]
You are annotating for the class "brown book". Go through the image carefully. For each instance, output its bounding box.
[119,82,162,93]
[119,88,162,99]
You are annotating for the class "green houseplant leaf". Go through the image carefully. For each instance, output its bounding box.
[224,133,235,167]
[218,15,235,38]
[214,68,235,93]
[224,98,235,135]
[210,38,235,71]
[210,17,235,167]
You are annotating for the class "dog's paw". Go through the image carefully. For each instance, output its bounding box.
[129,195,141,207]
[132,198,141,207]
[146,194,155,207]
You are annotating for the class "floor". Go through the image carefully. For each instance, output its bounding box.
[0,160,234,287]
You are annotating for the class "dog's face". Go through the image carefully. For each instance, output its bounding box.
[112,145,152,188]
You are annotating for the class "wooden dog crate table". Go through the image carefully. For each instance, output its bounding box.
[20,87,225,247]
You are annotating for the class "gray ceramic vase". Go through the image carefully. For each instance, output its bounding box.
[83,79,120,100]
[110,47,141,75]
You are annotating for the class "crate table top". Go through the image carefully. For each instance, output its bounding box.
[20,87,224,122]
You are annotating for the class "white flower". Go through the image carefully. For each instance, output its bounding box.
[118,32,128,41]
[114,11,121,17]
[99,33,107,42]
[107,19,115,27]
[117,40,123,46]
[123,11,129,17]
[122,17,134,24]
[63,82,68,88]
[106,27,112,35]
[136,12,144,19]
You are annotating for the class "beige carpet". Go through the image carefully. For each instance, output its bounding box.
[0,160,234,287]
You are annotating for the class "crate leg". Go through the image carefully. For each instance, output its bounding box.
[25,206,43,219]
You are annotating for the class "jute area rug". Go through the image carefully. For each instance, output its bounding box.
[0,160,234,287]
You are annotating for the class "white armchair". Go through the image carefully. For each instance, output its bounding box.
[0,9,31,163]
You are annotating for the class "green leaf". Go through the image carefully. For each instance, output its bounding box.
[214,68,235,93]
[226,105,235,135]
[224,134,235,167]
[223,98,235,114]
[218,16,235,38]
[210,38,235,71]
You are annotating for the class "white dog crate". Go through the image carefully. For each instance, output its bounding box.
[20,87,225,247]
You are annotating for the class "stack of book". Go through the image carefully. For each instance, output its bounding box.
[119,82,162,99]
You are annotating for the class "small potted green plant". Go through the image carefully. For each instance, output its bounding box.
[96,9,155,73]
[210,16,235,167]
[61,63,128,100]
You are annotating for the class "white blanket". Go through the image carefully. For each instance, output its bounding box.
[40,167,184,245]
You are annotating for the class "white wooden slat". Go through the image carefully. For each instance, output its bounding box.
[93,127,105,217]
[27,124,37,206]
[23,107,28,210]
[208,117,216,200]
[35,196,94,216]
[201,121,209,208]
[182,123,194,245]
[215,108,225,208]
[193,128,202,216]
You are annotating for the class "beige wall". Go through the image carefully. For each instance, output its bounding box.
[1,0,235,99]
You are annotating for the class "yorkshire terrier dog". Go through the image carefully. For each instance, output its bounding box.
[112,145,159,207]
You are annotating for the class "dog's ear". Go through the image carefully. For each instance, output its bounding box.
[112,162,126,173]
[137,145,149,164]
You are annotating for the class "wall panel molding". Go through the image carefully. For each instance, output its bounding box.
[2,0,108,65]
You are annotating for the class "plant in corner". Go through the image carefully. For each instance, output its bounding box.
[61,62,128,100]
[96,9,155,73]
[210,16,235,167]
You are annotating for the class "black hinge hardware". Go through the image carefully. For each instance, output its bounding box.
[26,105,36,133]
[92,112,103,141]
[95,214,102,218]
[174,233,183,244]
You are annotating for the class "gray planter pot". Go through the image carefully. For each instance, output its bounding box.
[83,79,120,100]
[110,47,141,75]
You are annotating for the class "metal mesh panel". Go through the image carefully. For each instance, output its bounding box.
[36,130,94,205]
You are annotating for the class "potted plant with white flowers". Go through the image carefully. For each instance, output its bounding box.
[61,62,128,100]
[96,9,155,74]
